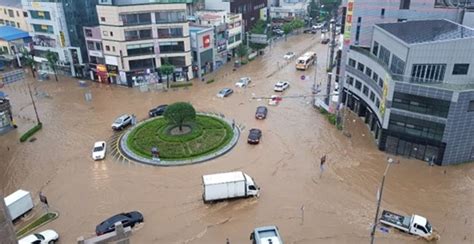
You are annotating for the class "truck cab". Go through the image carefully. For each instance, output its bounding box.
[409,215,432,237]
[244,173,259,197]
[250,226,283,244]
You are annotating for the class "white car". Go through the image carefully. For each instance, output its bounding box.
[18,229,59,244]
[217,88,233,98]
[111,114,132,130]
[283,52,295,60]
[274,81,290,92]
[92,141,106,160]
[235,77,251,87]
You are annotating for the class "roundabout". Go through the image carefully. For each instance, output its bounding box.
[118,113,239,166]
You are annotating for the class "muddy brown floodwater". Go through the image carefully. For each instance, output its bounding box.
[1,34,473,244]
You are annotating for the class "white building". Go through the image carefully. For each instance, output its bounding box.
[269,0,309,19]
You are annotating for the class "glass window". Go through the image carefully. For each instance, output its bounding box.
[388,114,445,141]
[157,27,183,38]
[365,67,372,77]
[29,10,51,20]
[121,13,152,25]
[32,24,54,34]
[8,9,13,17]
[159,41,185,53]
[372,41,379,56]
[452,64,469,75]
[105,45,110,51]
[379,45,390,66]
[390,54,405,74]
[372,72,379,82]
[411,64,446,82]
[124,29,152,41]
[348,58,356,68]
[127,43,154,56]
[129,58,155,70]
[161,56,186,67]
[376,98,380,108]
[378,78,384,88]
[392,92,450,118]
[346,75,354,85]
[101,17,105,21]
[87,41,95,50]
[363,85,369,96]
[400,0,411,9]
[23,11,27,17]
[355,80,362,90]
[468,101,474,112]
[85,29,93,37]
[370,91,375,102]
[357,62,365,72]
[155,10,186,23]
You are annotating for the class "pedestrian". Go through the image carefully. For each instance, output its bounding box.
[319,154,327,178]
[232,119,235,130]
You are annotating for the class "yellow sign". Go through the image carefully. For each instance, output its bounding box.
[343,0,354,45]
[59,31,65,47]
[379,74,389,117]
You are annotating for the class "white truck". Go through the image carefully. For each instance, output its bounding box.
[250,226,283,244]
[202,171,260,202]
[4,189,34,221]
[380,210,434,238]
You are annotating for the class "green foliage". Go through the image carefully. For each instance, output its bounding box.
[126,115,233,160]
[20,123,42,142]
[241,60,248,65]
[282,23,293,35]
[163,102,196,131]
[308,0,320,19]
[21,49,36,78]
[249,42,267,51]
[159,62,175,88]
[206,79,215,84]
[46,50,59,81]
[170,82,193,88]
[236,44,248,60]
[282,19,305,35]
[250,19,267,34]
[16,212,57,237]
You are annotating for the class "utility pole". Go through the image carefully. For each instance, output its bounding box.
[27,81,41,124]
[312,57,319,104]
[325,10,338,105]
[370,158,396,244]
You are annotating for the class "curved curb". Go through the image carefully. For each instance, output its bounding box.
[118,112,240,166]
[16,212,59,238]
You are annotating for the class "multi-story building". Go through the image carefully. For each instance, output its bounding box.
[83,26,107,82]
[190,25,214,78]
[343,19,474,165]
[22,0,85,76]
[0,0,29,32]
[269,0,308,19]
[97,0,193,87]
[204,0,266,31]
[194,10,243,69]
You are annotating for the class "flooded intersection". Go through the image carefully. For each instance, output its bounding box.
[0,34,473,244]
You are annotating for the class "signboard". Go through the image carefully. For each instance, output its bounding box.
[343,0,354,45]
[89,50,103,58]
[104,55,118,66]
[250,33,268,44]
[379,74,389,117]
[59,31,66,47]
[203,35,210,48]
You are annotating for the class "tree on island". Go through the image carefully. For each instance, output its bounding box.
[163,102,196,132]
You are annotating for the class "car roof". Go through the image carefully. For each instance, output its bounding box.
[118,114,130,119]
[250,128,261,133]
[257,106,267,110]
[94,141,105,147]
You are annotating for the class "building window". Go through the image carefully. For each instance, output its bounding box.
[8,9,13,17]
[363,85,369,96]
[159,41,185,53]
[155,10,186,23]
[125,29,152,41]
[400,0,411,9]
[411,64,446,83]
[381,8,385,17]
[127,43,154,56]
[105,45,110,51]
[365,67,372,77]
[32,24,54,34]
[372,41,379,56]
[370,91,375,102]
[101,17,106,22]
[376,98,380,108]
[112,46,115,52]
[85,29,93,37]
[29,10,51,20]
[348,58,356,68]
[87,41,95,50]
[355,17,362,44]
[392,92,450,118]
[378,45,390,66]
[129,58,155,70]
[157,27,184,38]
[355,80,362,90]
[390,54,406,75]
[372,72,379,83]
[452,63,469,75]
[16,22,20,28]
[468,100,474,112]
[357,62,365,72]
[23,11,27,17]
[346,76,354,86]
[110,31,113,37]
[378,78,384,88]
[0,19,4,25]
[121,13,152,25]
[388,114,445,141]
[161,56,186,67]
[16,11,19,17]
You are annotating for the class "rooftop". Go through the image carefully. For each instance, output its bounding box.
[0,0,21,8]
[376,19,474,45]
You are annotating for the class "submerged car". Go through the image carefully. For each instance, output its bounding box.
[96,211,144,235]
[149,104,168,117]
[111,114,132,130]
[255,106,268,120]
[217,88,234,98]
[283,52,295,60]
[235,77,252,88]
[250,226,283,244]
[92,141,106,160]
[18,229,59,244]
[247,128,262,144]
[274,81,290,92]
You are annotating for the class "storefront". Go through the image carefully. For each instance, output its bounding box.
[0,97,13,133]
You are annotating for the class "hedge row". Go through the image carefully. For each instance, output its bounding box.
[19,123,42,142]
[170,82,193,88]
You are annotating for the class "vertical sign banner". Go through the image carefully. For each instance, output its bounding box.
[203,35,210,48]
[379,74,389,117]
[59,31,66,47]
[343,0,354,45]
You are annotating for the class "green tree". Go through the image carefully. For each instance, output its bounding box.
[159,63,175,89]
[308,0,320,20]
[21,49,36,79]
[163,102,196,132]
[250,19,269,52]
[46,51,59,81]
[236,43,248,62]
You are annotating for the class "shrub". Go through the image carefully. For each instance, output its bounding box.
[20,123,42,142]
[170,82,193,88]
[241,60,249,65]
[206,79,215,84]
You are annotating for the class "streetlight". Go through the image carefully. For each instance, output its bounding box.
[370,157,398,244]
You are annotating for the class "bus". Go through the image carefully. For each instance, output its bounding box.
[295,52,316,70]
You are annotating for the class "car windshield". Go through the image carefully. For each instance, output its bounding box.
[276,84,283,87]
[286,52,293,55]
[34,233,45,240]
[425,221,432,232]
[94,146,103,152]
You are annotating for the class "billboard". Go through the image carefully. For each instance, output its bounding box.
[343,0,354,45]
[203,35,210,48]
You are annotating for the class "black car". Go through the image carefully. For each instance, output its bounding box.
[247,128,262,144]
[303,28,317,34]
[96,211,144,235]
[255,106,268,120]
[149,104,168,117]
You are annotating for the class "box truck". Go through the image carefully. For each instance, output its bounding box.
[380,210,436,239]
[4,189,34,221]
[202,171,259,202]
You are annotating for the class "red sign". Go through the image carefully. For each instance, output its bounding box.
[203,35,210,48]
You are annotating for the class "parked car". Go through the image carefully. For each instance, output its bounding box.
[250,226,283,244]
[111,114,132,130]
[235,77,252,88]
[92,141,106,160]
[255,106,268,120]
[149,104,168,117]
[217,88,234,98]
[312,23,324,30]
[247,128,262,144]
[283,52,295,60]
[96,211,144,235]
[18,229,59,244]
[321,38,330,44]
[273,29,284,36]
[274,81,290,92]
[321,28,329,33]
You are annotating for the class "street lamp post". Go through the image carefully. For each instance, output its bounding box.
[370,157,396,244]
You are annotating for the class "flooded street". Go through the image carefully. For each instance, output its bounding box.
[1,34,473,244]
